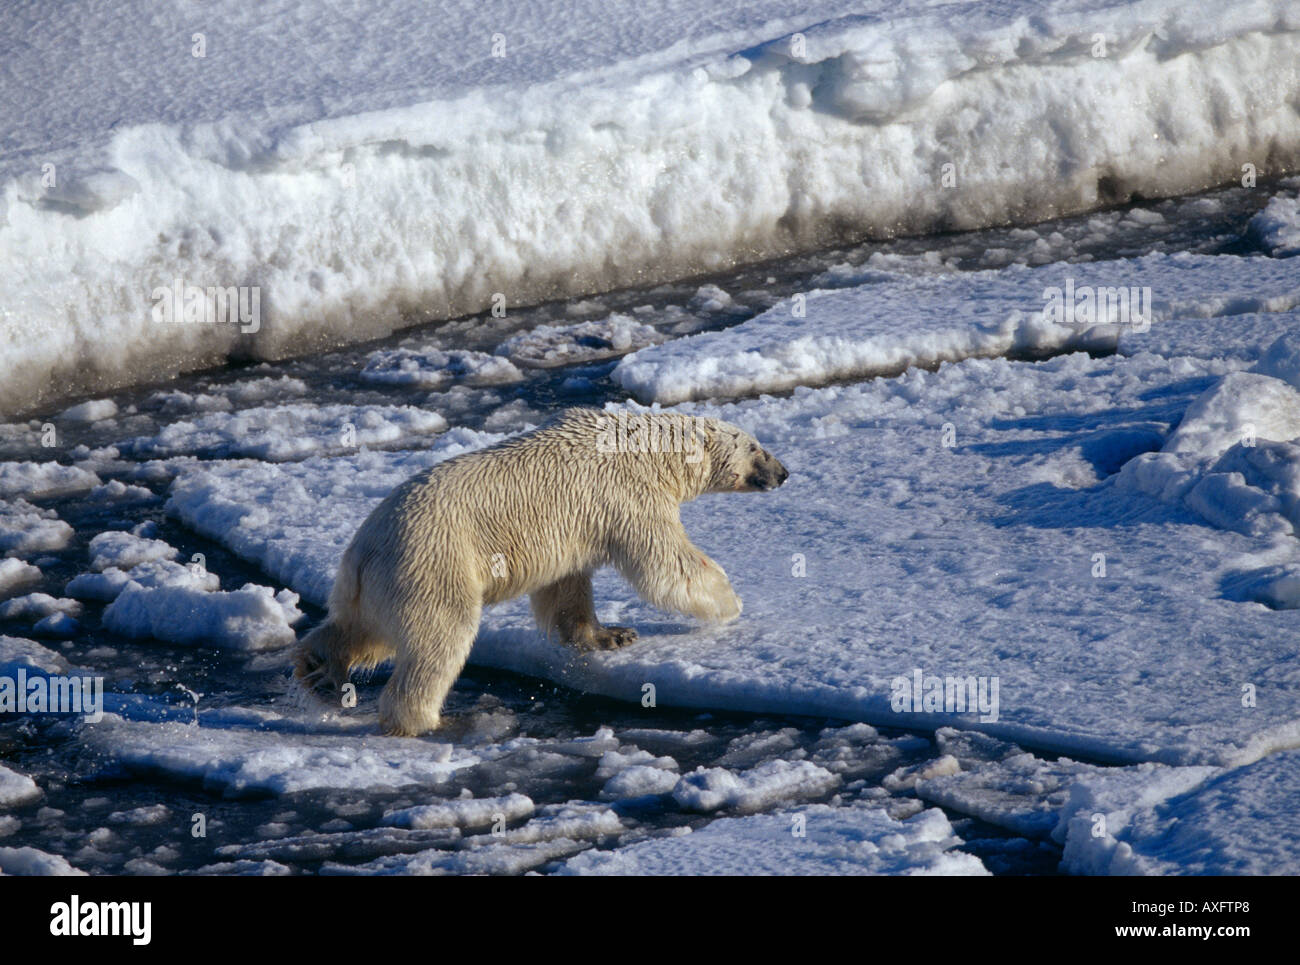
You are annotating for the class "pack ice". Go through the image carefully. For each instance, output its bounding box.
[151,251,1300,874]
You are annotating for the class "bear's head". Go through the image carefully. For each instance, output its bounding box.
[699,419,789,494]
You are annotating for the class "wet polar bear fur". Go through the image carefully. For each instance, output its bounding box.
[295,407,788,736]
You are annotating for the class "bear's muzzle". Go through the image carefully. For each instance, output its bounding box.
[746,453,789,491]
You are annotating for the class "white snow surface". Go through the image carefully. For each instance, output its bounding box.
[559,803,987,875]
[3,0,1299,413]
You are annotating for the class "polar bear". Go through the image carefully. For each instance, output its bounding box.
[295,407,788,736]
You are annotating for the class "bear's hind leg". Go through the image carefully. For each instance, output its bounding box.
[377,606,481,737]
[295,619,392,696]
[530,571,637,651]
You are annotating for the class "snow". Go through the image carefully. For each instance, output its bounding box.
[87,531,178,572]
[1060,748,1300,875]
[59,399,119,423]
[3,0,1298,414]
[0,462,100,500]
[495,316,666,368]
[117,403,447,461]
[107,805,170,826]
[0,846,86,876]
[330,804,624,875]
[102,583,304,651]
[559,803,987,875]
[600,765,681,800]
[1113,367,1300,594]
[0,765,40,810]
[81,716,475,797]
[214,828,462,865]
[66,559,220,602]
[0,558,41,596]
[382,794,535,831]
[0,593,83,621]
[1247,193,1300,258]
[0,500,73,557]
[360,349,523,389]
[613,254,1300,403]
[1118,310,1300,365]
[672,760,841,813]
[1162,372,1300,460]
[0,635,76,677]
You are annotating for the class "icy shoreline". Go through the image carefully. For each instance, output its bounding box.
[3,0,1299,414]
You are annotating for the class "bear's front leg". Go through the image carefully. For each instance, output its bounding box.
[610,516,743,624]
[530,571,639,651]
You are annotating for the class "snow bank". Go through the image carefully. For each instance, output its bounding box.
[166,350,1300,767]
[559,804,987,875]
[4,0,1299,414]
[613,254,1300,403]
